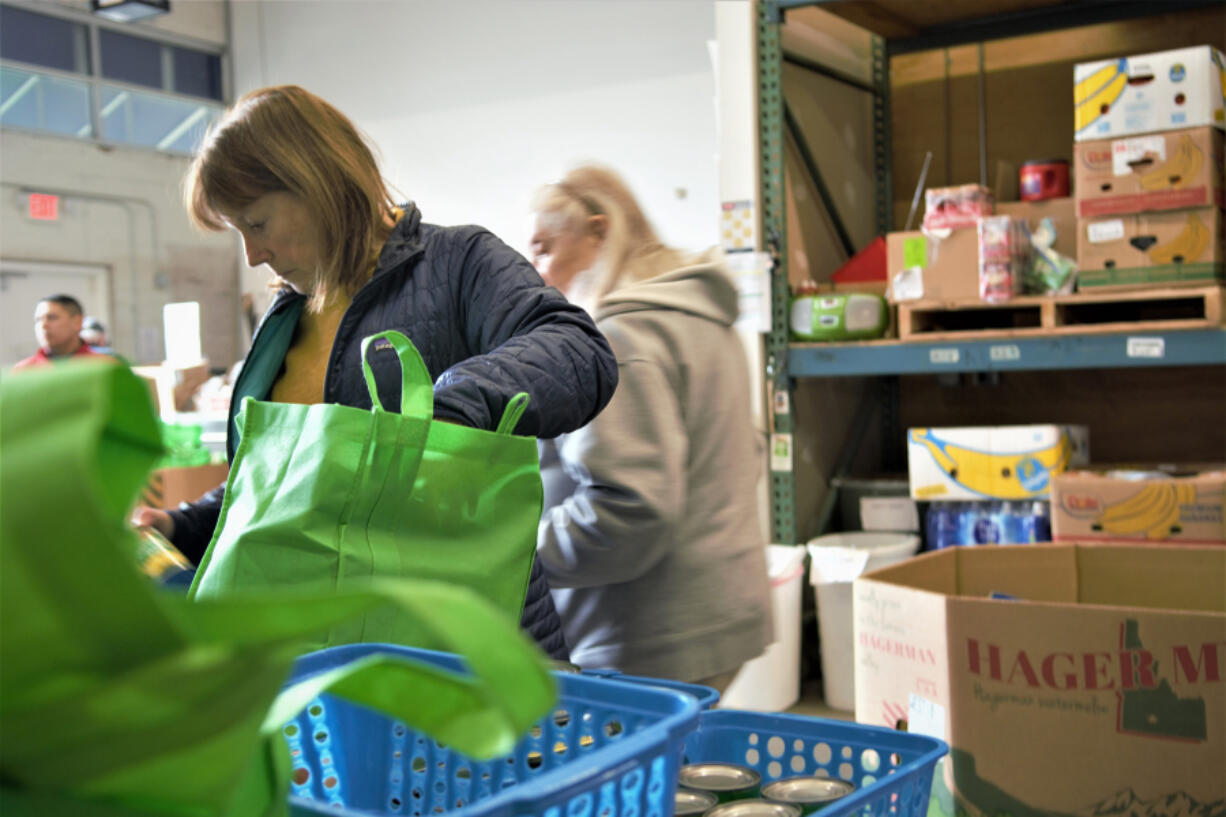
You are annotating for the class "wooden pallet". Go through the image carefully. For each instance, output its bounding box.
[896,285,1225,342]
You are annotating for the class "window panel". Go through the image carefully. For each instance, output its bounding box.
[99,29,163,90]
[42,73,92,135]
[171,46,221,101]
[99,83,219,153]
[0,66,91,138]
[0,5,89,74]
[0,7,224,153]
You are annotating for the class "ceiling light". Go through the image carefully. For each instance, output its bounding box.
[90,0,170,23]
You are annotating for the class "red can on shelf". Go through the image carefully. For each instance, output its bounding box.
[1019,158,1070,201]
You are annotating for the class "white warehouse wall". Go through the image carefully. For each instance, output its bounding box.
[228,0,722,261]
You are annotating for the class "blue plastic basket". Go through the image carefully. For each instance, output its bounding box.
[284,644,702,817]
[684,710,947,817]
[581,670,720,710]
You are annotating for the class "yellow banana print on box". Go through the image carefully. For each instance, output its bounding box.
[908,428,1074,499]
[1075,62,1122,105]
[1137,134,1204,191]
[1149,211,1211,265]
[1075,59,1128,133]
[1093,481,1193,539]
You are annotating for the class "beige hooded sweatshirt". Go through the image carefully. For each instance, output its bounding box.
[537,250,773,682]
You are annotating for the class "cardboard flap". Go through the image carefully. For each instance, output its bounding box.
[862,547,957,595]
[955,545,1079,603]
[1075,544,1226,613]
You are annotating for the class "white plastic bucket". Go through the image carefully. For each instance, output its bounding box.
[720,544,807,711]
[807,532,920,711]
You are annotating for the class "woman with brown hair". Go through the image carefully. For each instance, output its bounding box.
[133,86,618,658]
[529,164,772,688]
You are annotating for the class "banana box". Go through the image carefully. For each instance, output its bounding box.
[1077,205,1225,290]
[1075,127,1225,218]
[907,424,1090,501]
[1074,45,1225,142]
[1052,466,1226,544]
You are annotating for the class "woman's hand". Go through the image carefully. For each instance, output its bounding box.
[131,506,175,540]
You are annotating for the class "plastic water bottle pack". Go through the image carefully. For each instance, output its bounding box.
[924,500,1051,549]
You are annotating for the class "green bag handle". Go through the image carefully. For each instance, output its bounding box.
[495,391,531,436]
[360,330,530,434]
[360,330,433,418]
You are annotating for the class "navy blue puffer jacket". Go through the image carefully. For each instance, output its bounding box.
[168,204,618,659]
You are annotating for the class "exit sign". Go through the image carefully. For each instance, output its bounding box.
[28,193,59,221]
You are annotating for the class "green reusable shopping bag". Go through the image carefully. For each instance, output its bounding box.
[0,360,555,817]
[189,330,544,648]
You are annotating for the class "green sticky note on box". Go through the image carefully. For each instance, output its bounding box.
[903,236,927,269]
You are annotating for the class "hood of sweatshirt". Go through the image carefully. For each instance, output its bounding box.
[595,248,739,327]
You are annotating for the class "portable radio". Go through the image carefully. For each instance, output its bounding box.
[789,292,888,341]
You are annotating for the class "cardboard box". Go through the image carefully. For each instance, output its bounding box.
[1075,45,1226,141]
[1052,466,1226,544]
[886,229,979,302]
[923,184,995,231]
[1074,127,1225,217]
[889,203,1077,302]
[832,279,888,296]
[131,362,213,415]
[907,425,1090,501]
[854,544,1226,817]
[142,463,228,509]
[995,198,1077,258]
[1076,206,1226,290]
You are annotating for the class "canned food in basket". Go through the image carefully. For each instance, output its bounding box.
[761,776,856,814]
[674,788,720,816]
[678,762,762,802]
[705,799,803,817]
[133,524,193,582]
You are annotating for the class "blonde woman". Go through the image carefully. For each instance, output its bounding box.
[530,165,772,689]
[132,86,619,658]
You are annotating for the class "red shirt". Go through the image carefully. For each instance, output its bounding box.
[12,343,105,370]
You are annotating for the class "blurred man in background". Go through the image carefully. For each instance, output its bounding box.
[12,295,112,370]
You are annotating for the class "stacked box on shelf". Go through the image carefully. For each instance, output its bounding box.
[886,199,1078,305]
[1074,46,1226,291]
[1051,465,1226,544]
[977,215,1030,302]
[886,229,979,302]
[884,186,993,304]
[907,425,1090,502]
[907,425,1089,548]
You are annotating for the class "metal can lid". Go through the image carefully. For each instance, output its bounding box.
[674,789,720,816]
[705,800,802,817]
[678,763,762,791]
[761,776,856,803]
